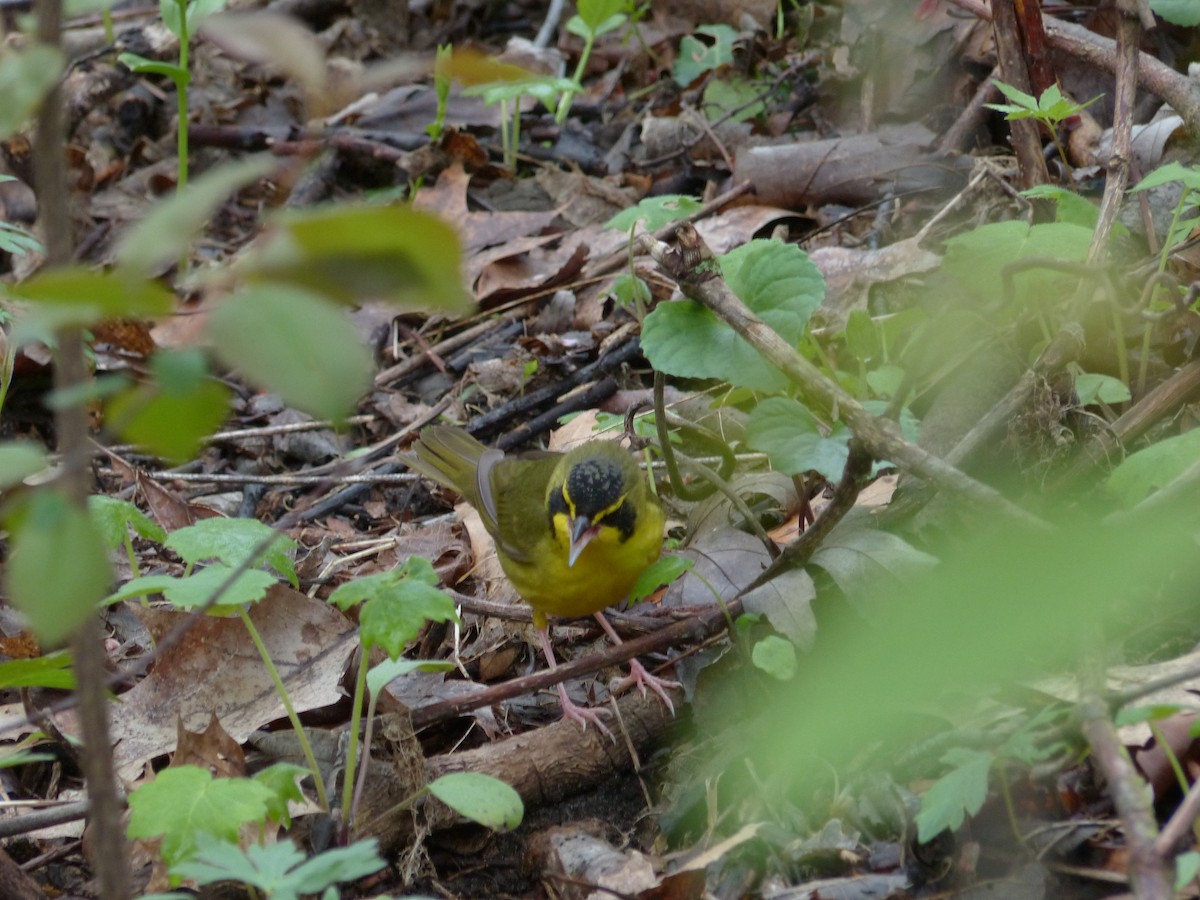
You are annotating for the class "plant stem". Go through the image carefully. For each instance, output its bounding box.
[237,606,330,812]
[176,0,190,192]
[339,649,369,827]
[555,33,593,123]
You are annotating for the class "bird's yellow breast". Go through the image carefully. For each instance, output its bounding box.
[499,503,665,629]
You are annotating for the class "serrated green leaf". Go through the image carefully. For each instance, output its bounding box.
[235,204,469,311]
[914,749,994,841]
[990,79,1037,111]
[4,490,111,645]
[165,565,278,609]
[127,765,274,869]
[89,495,167,548]
[0,441,49,489]
[116,156,276,275]
[252,762,309,827]
[1131,161,1200,193]
[206,285,372,422]
[642,240,825,392]
[165,518,297,584]
[172,833,385,898]
[428,772,523,830]
[332,570,457,658]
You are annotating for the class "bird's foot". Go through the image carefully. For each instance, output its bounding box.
[556,683,614,741]
[613,659,680,714]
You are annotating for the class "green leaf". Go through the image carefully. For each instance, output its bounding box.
[604,194,703,232]
[171,834,385,898]
[115,155,277,276]
[742,569,817,650]
[1107,428,1200,508]
[165,517,297,584]
[0,45,65,141]
[811,514,937,616]
[914,748,994,841]
[1114,704,1191,727]
[166,565,278,609]
[6,267,174,329]
[4,490,112,646]
[0,652,75,690]
[185,0,227,33]
[941,220,1093,307]
[127,766,274,869]
[89,495,167,548]
[366,656,455,696]
[1130,161,1200,194]
[234,204,470,311]
[702,77,764,123]
[751,634,797,680]
[105,350,232,462]
[117,53,189,86]
[576,0,624,32]
[566,11,625,38]
[630,554,691,603]
[673,24,737,86]
[1151,0,1200,26]
[744,396,851,480]
[206,284,373,423]
[252,762,309,828]
[0,220,43,257]
[990,79,1038,113]
[642,240,825,392]
[104,567,278,611]
[1176,850,1200,891]
[0,441,48,489]
[427,772,523,830]
[1074,371,1130,406]
[330,565,457,659]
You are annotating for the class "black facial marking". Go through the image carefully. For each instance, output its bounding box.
[607,501,637,542]
[548,485,568,531]
[565,457,625,518]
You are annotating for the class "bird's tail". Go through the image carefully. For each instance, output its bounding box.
[405,426,497,515]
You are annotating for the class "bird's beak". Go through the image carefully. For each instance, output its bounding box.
[568,515,598,567]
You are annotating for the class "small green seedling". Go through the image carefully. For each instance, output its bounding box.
[985,80,1101,172]
[556,0,626,123]
[119,0,228,192]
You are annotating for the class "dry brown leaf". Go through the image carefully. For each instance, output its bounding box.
[74,584,356,779]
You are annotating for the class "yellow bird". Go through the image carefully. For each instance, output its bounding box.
[406,425,675,734]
